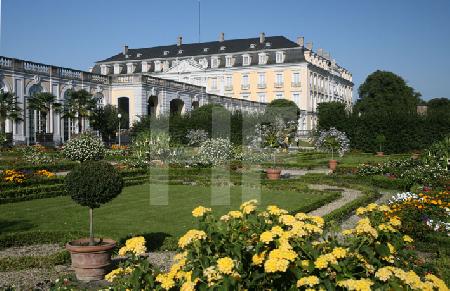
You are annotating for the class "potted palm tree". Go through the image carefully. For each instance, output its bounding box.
[64,161,123,281]
[375,134,386,156]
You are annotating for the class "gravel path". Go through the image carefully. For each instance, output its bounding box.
[0,244,62,259]
[0,266,70,290]
[307,184,362,217]
[340,190,396,230]
[281,168,332,177]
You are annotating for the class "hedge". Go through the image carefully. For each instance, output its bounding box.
[0,251,70,271]
[0,176,65,191]
[0,161,78,172]
[0,231,84,250]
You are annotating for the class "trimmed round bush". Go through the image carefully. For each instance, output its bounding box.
[62,133,105,162]
[65,161,123,209]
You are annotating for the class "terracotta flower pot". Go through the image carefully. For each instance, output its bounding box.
[66,238,116,281]
[376,152,384,157]
[266,168,281,180]
[328,160,337,171]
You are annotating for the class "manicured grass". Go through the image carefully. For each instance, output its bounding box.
[0,183,338,240]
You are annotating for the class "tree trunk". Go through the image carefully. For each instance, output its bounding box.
[89,208,94,246]
[78,114,83,133]
[0,119,5,134]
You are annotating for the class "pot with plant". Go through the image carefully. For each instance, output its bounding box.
[375,134,386,157]
[315,128,350,172]
[266,148,282,180]
[64,161,124,281]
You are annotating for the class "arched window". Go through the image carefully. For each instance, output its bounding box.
[148,95,158,117]
[170,99,184,116]
[117,97,130,129]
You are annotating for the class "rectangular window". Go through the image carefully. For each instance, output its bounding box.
[276,52,284,63]
[242,74,249,85]
[293,93,300,104]
[258,93,266,103]
[275,92,283,99]
[225,56,232,67]
[258,54,266,65]
[293,72,300,84]
[275,73,283,85]
[243,55,251,66]
[242,94,249,99]
[258,73,266,85]
[211,78,217,90]
[225,75,232,86]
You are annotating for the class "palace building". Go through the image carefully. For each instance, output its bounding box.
[0,33,352,145]
[94,33,353,132]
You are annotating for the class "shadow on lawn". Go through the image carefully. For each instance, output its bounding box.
[118,232,175,252]
[0,219,35,235]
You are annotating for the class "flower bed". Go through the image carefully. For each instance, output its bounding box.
[106,201,447,290]
[387,191,449,238]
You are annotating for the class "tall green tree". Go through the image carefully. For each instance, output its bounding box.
[91,104,127,143]
[65,89,99,133]
[0,89,22,134]
[355,70,421,114]
[264,99,300,123]
[28,92,62,134]
[317,101,348,131]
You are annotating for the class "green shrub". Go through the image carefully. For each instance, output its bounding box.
[0,251,70,271]
[62,133,105,162]
[65,161,123,244]
[0,231,84,250]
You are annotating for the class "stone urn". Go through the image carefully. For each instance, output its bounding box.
[66,238,116,281]
[376,151,384,157]
[328,160,337,171]
[266,168,281,180]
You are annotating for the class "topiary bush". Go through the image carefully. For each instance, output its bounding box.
[64,161,123,245]
[62,133,105,162]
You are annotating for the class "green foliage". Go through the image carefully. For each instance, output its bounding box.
[317,101,348,131]
[64,161,123,209]
[0,231,84,250]
[63,89,99,132]
[18,145,54,165]
[264,99,300,123]
[90,104,127,143]
[0,89,22,134]
[62,132,105,162]
[0,251,70,271]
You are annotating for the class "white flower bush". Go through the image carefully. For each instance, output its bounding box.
[196,138,233,166]
[126,131,173,167]
[314,127,350,158]
[186,129,208,146]
[62,133,105,162]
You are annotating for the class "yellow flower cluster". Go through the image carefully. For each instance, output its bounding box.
[105,266,133,282]
[267,205,288,216]
[240,199,257,214]
[111,144,128,150]
[314,248,348,269]
[35,169,55,178]
[356,203,390,216]
[118,236,147,256]
[217,257,235,274]
[297,275,320,287]
[337,278,374,291]
[156,252,198,290]
[192,206,212,217]
[343,217,379,238]
[178,229,207,249]
[3,169,25,183]
[375,266,447,290]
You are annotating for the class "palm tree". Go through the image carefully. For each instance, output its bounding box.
[65,89,99,133]
[0,89,22,134]
[27,92,62,137]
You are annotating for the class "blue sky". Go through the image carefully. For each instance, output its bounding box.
[1,0,449,100]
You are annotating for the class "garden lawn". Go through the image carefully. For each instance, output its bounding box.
[0,183,338,241]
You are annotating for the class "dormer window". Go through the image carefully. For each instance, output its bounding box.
[178,49,184,54]
[242,54,251,66]
[163,51,170,56]
[100,65,110,75]
[211,56,220,68]
[258,53,268,65]
[137,53,142,58]
[276,51,285,64]
[199,58,208,69]
[203,48,209,52]
[250,43,256,49]
[154,60,162,72]
[225,55,233,67]
[265,42,271,47]
[220,46,226,51]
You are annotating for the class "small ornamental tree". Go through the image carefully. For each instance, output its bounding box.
[62,132,105,162]
[315,127,350,160]
[375,134,386,153]
[65,161,123,245]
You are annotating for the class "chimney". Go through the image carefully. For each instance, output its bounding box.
[306,42,313,50]
[177,36,182,46]
[323,51,330,60]
[317,48,323,56]
[123,45,129,56]
[219,32,225,42]
[297,36,304,47]
[259,32,265,44]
